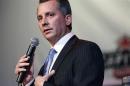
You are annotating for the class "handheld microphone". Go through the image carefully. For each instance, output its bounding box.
[16,37,39,83]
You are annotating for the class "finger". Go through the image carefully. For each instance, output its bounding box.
[15,62,29,75]
[18,68,27,72]
[48,70,55,77]
[15,68,26,75]
[17,63,30,68]
[19,58,29,63]
[20,55,27,59]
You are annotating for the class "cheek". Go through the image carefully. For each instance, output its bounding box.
[53,18,66,29]
[38,23,43,32]
[51,16,65,26]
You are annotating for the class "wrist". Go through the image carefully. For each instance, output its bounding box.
[23,76,34,86]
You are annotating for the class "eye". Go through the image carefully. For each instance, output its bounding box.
[49,13,55,16]
[37,15,42,21]
[46,12,55,17]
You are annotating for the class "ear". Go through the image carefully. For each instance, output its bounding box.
[65,14,72,26]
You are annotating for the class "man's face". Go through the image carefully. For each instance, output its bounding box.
[37,1,71,45]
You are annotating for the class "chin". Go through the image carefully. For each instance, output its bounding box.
[45,34,54,40]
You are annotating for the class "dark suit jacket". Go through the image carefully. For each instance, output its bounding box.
[32,35,104,86]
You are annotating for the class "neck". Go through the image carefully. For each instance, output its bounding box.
[49,31,71,46]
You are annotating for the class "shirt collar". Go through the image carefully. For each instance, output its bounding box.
[52,32,74,53]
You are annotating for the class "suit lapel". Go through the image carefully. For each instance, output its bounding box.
[52,35,78,72]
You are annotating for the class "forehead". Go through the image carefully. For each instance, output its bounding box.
[37,1,59,14]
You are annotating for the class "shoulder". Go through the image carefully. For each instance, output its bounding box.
[72,38,103,61]
[75,38,101,51]
[73,38,104,68]
[68,35,102,57]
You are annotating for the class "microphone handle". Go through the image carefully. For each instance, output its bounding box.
[16,45,36,83]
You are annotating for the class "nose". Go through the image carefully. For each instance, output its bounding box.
[42,20,49,27]
[41,17,49,27]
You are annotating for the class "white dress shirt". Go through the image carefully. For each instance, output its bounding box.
[49,32,74,72]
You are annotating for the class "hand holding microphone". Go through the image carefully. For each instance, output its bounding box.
[15,38,39,84]
[15,55,33,85]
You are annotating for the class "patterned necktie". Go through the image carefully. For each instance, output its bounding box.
[44,48,57,75]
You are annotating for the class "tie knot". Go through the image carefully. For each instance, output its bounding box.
[49,48,57,56]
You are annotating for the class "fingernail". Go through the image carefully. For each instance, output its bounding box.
[23,69,26,71]
[27,63,30,65]
[51,70,55,74]
[27,57,30,59]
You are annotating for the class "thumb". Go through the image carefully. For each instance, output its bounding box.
[48,70,55,77]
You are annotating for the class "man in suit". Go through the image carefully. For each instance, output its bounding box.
[15,0,104,86]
